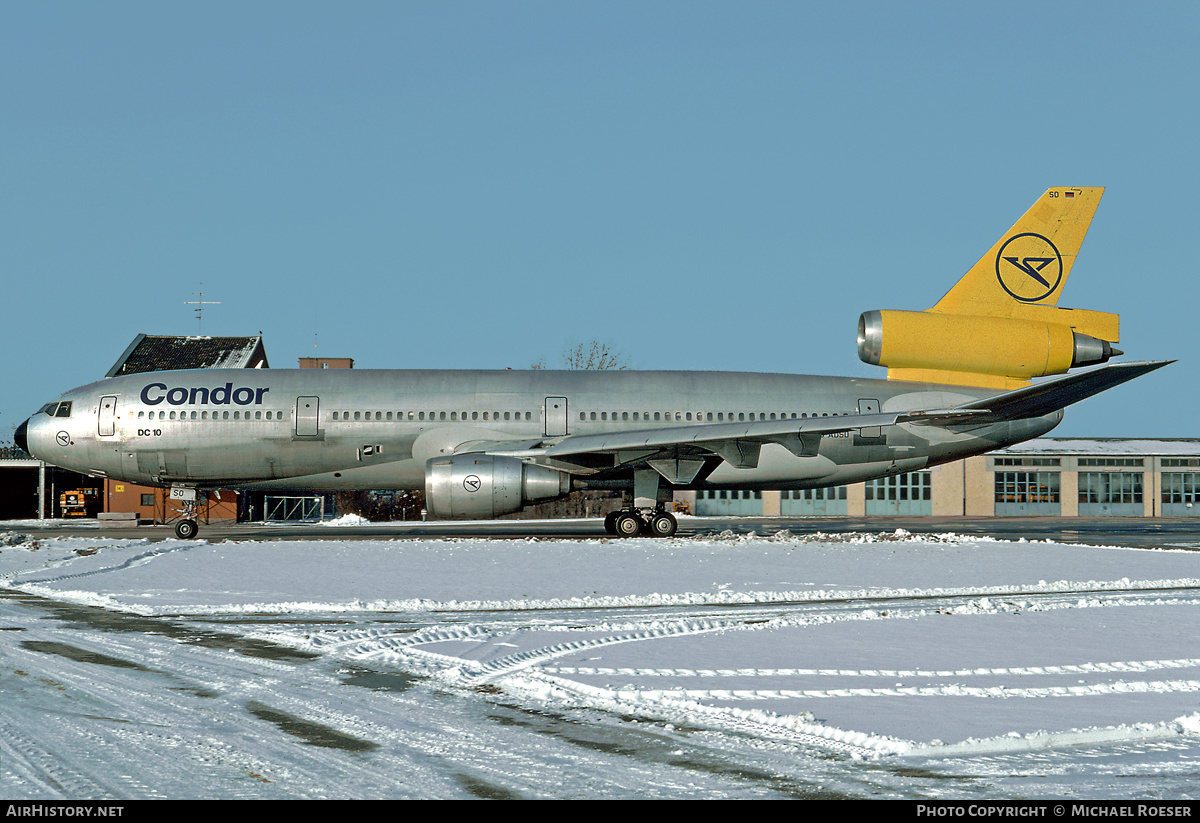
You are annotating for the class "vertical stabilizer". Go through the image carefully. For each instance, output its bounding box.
[932,187,1104,319]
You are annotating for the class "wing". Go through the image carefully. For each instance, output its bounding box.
[455,361,1172,476]
[457,408,985,476]
[949,360,1173,424]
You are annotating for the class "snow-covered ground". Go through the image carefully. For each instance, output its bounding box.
[2,522,1199,799]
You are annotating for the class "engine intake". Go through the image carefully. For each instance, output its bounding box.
[425,454,572,519]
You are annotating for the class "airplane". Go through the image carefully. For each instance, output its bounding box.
[16,187,1170,540]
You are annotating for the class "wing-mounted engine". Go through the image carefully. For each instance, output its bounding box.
[856,186,1123,390]
[425,454,572,519]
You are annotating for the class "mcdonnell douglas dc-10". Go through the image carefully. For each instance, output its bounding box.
[17,188,1170,539]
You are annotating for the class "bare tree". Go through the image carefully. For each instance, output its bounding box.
[532,339,631,371]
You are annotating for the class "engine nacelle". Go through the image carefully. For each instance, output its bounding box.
[857,310,1120,384]
[425,454,572,520]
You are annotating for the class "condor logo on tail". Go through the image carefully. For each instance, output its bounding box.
[996,232,1063,302]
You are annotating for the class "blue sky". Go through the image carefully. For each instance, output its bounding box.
[3,1,1195,440]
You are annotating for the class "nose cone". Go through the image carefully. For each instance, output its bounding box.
[14,418,29,454]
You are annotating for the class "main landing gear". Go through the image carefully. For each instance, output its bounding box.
[603,507,678,538]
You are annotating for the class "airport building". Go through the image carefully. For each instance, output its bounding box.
[688,438,1200,519]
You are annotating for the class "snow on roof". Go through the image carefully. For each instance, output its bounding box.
[105,333,269,377]
[999,438,1200,456]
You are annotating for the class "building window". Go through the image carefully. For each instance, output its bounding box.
[1079,472,1143,504]
[995,471,1060,504]
[1163,473,1200,504]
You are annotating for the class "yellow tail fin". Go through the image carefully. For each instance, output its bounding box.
[859,187,1121,390]
[932,187,1111,331]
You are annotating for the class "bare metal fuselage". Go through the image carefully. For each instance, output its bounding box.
[22,367,1062,494]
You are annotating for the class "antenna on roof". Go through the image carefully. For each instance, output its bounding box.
[184,284,220,333]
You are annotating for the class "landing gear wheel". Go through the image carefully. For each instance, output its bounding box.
[613,511,643,538]
[604,511,619,535]
[175,519,198,539]
[648,511,678,538]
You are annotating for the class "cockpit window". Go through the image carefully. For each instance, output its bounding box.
[39,402,58,416]
[55,402,72,418]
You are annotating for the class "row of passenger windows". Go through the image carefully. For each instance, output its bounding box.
[136,410,287,421]
[133,408,846,424]
[331,411,534,422]
[581,411,845,422]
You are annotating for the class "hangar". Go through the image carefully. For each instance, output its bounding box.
[690,438,1200,519]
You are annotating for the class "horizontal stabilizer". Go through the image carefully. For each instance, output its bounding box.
[949,360,1173,424]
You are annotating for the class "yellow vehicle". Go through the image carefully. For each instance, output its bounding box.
[59,488,99,517]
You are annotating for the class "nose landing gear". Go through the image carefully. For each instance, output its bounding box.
[170,486,202,539]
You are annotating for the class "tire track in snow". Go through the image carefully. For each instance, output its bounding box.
[543,657,1200,679]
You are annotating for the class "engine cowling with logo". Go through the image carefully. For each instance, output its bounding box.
[857,310,1119,382]
[425,454,572,519]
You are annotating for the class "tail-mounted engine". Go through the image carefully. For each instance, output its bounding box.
[858,310,1122,389]
[425,454,572,519]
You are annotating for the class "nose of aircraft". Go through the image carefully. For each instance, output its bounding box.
[15,417,30,454]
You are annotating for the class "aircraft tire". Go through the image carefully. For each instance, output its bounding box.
[613,511,643,538]
[649,512,678,538]
[175,519,198,539]
[604,511,618,535]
